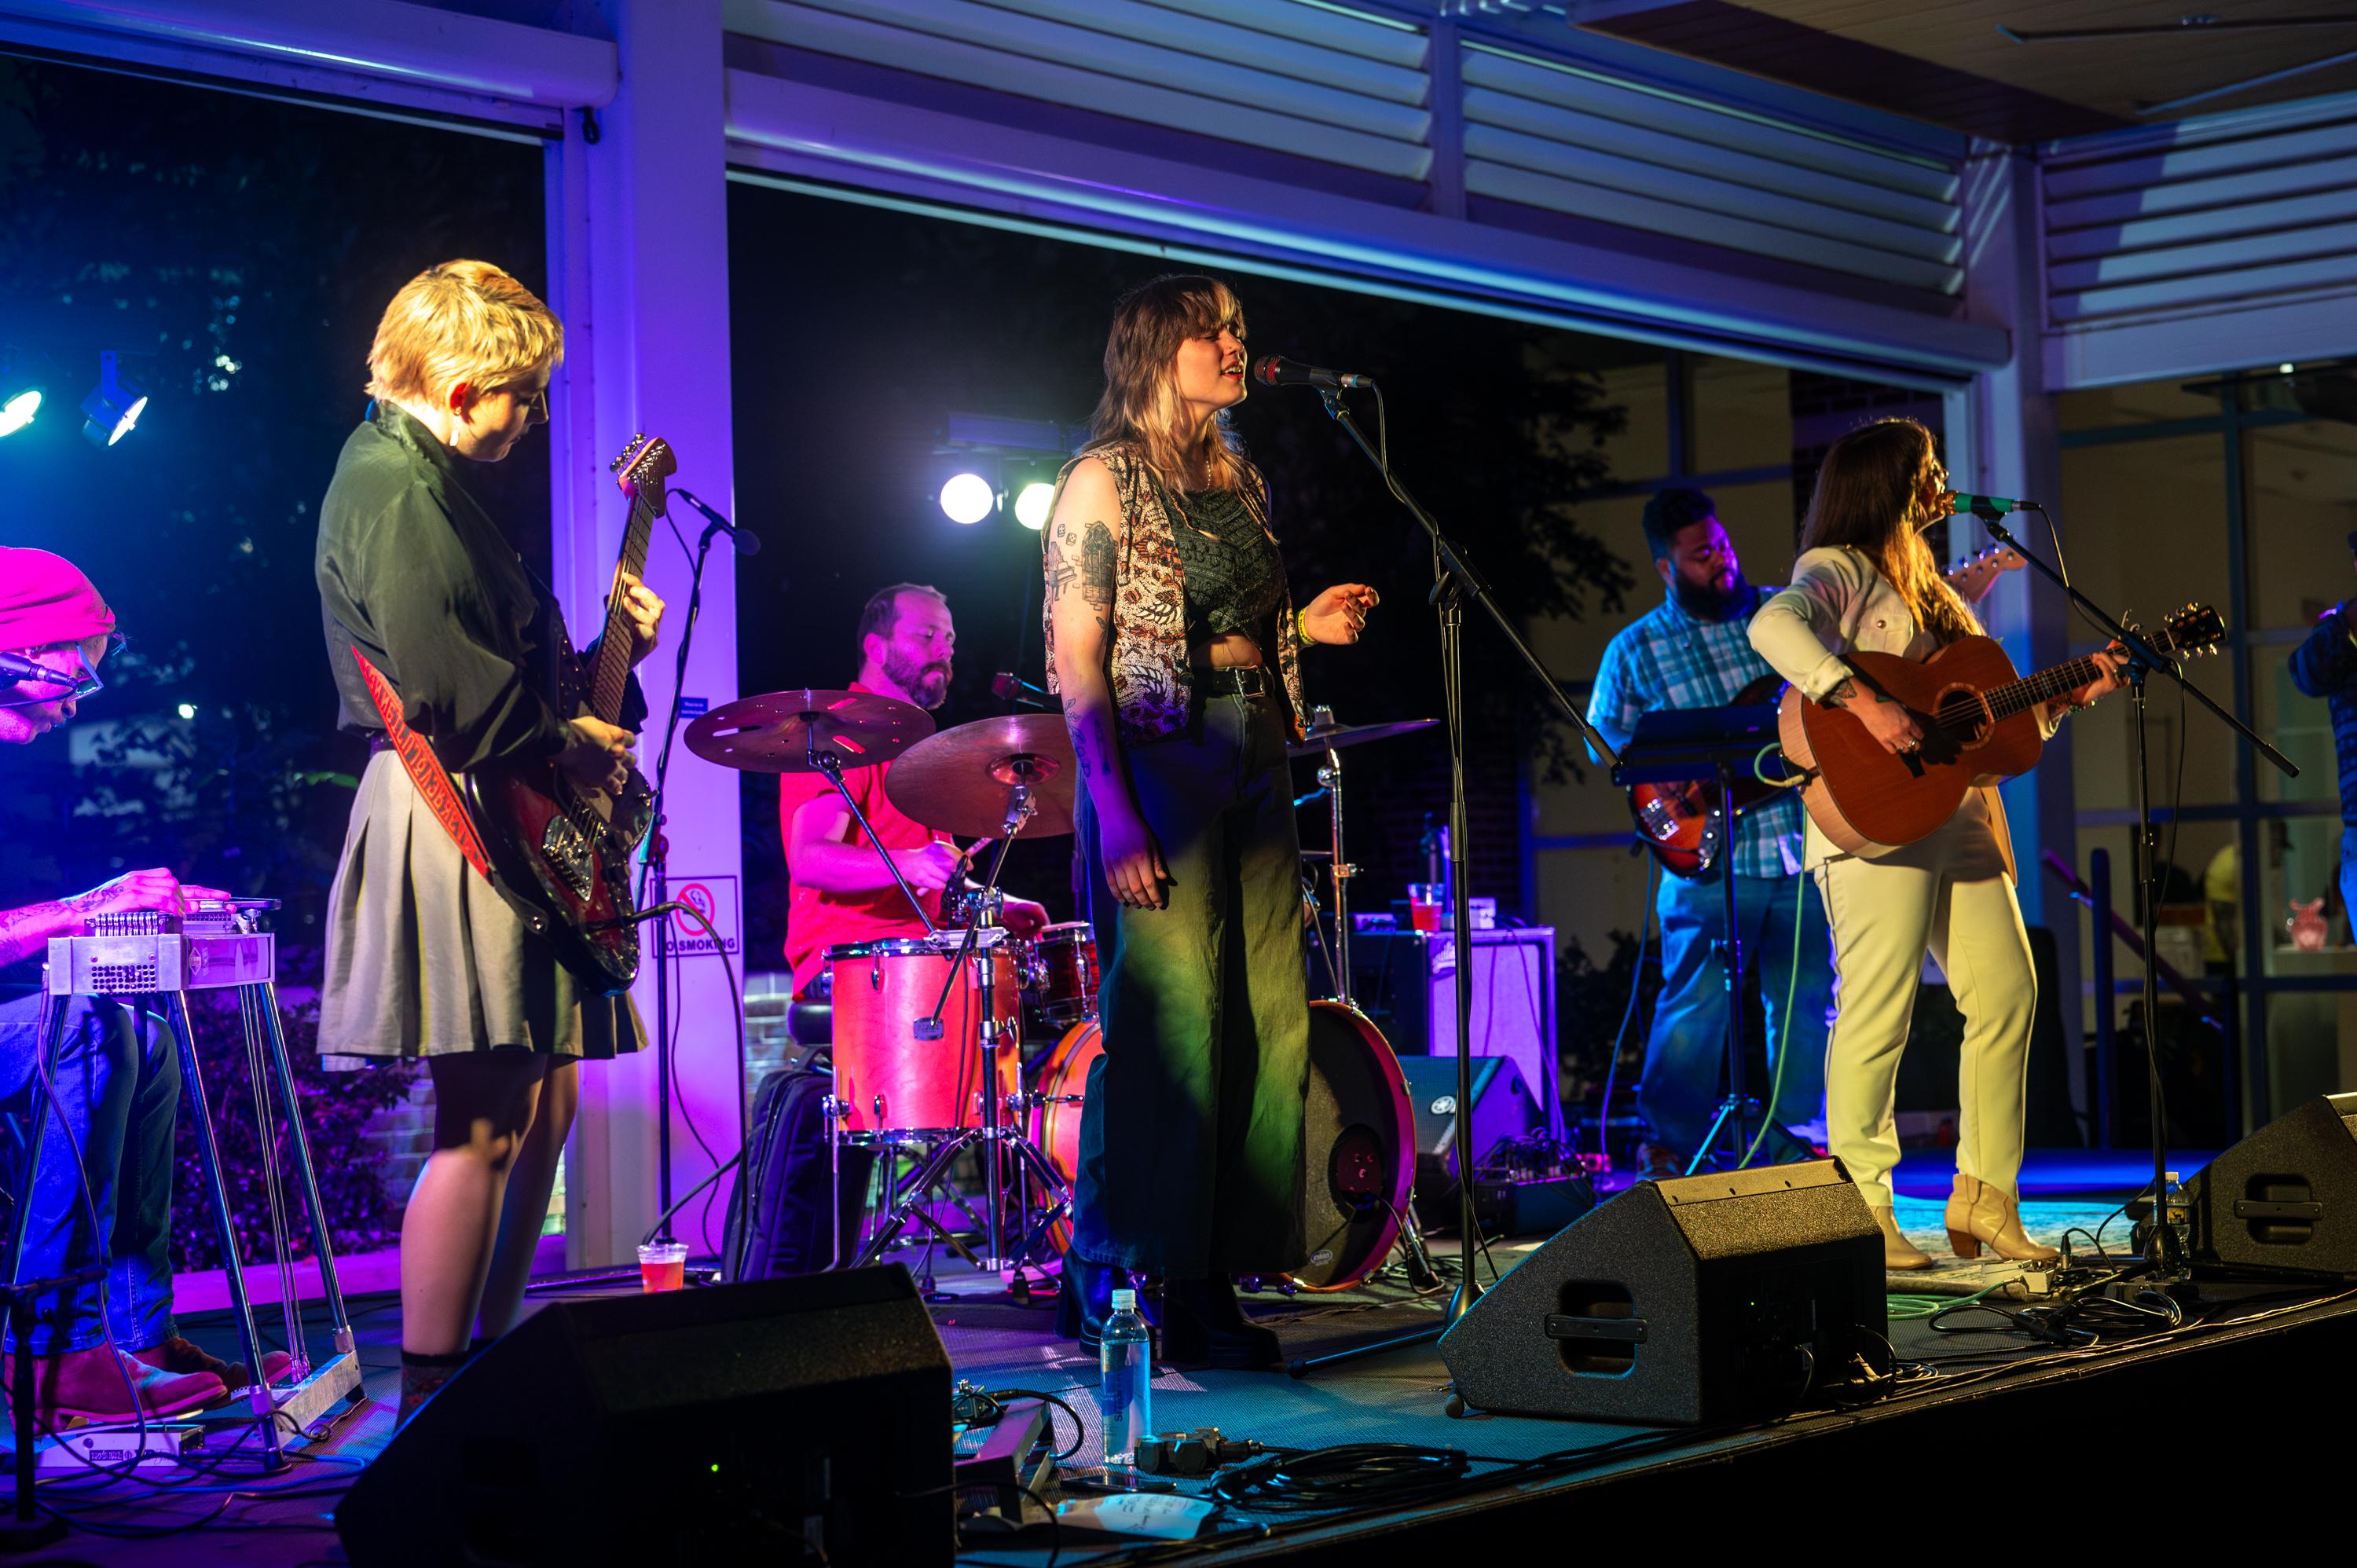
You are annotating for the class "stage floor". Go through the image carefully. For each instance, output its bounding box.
[13,1160,2347,1564]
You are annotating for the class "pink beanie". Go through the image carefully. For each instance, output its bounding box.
[0,548,115,650]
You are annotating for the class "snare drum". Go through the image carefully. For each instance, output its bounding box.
[1026,922,1099,1026]
[824,935,1020,1135]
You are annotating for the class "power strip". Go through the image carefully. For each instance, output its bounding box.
[35,1423,203,1476]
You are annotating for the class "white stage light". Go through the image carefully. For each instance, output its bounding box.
[1014,482,1054,529]
[939,471,995,525]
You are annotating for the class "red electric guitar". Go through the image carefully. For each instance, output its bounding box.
[464,434,673,991]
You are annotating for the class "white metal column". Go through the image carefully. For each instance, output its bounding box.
[1954,141,2086,1114]
[552,0,742,1269]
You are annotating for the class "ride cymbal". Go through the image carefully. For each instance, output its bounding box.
[685,688,934,773]
[1287,716,1439,758]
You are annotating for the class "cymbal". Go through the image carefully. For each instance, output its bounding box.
[1288,716,1439,758]
[684,688,934,774]
[885,714,1077,839]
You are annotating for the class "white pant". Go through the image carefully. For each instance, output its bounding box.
[1812,795,2036,1208]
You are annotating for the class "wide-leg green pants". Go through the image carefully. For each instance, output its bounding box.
[1071,691,1310,1277]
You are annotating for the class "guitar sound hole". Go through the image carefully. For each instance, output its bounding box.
[1934,688,1990,746]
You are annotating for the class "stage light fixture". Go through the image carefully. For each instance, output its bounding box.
[0,387,38,438]
[1014,482,1055,530]
[939,471,995,526]
[81,350,148,449]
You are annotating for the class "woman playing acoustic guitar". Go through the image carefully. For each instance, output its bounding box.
[1749,418,2122,1269]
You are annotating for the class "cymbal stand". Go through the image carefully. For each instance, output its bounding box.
[1314,709,1358,1008]
[805,724,940,938]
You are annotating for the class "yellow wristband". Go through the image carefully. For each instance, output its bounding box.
[1296,607,1315,647]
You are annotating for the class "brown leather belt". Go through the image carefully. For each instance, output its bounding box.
[1200,665,1270,697]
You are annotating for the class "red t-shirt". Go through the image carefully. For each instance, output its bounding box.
[779,682,949,994]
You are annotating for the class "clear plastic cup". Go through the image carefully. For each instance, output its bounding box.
[1407,884,1446,932]
[636,1240,688,1292]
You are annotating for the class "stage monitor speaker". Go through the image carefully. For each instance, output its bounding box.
[336,1265,952,1567]
[2187,1090,2357,1280]
[1438,1160,1883,1426]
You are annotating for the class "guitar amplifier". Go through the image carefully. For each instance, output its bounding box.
[1349,926,1558,1136]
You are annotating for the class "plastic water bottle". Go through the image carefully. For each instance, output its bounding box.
[1098,1288,1152,1467]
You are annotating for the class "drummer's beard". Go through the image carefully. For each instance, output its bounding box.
[885,649,952,710]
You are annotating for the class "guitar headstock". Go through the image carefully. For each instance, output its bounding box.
[610,433,675,516]
[2156,602,2226,658]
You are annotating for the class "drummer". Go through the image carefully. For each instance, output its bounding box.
[779,582,1050,997]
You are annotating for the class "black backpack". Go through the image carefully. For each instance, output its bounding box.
[721,1053,873,1281]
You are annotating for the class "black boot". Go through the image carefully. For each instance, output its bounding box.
[1160,1276,1282,1370]
[1054,1255,1122,1354]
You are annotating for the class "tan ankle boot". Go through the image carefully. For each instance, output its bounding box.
[1945,1173,2058,1262]
[1870,1204,1933,1271]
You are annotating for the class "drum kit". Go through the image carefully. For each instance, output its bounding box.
[685,684,1443,1291]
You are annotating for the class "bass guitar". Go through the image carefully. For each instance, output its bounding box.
[1777,602,2223,855]
[464,434,673,992]
[1623,550,2025,877]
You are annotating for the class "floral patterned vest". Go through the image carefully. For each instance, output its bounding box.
[1041,444,1305,745]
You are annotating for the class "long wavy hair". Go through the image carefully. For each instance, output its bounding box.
[1798,417,1978,646]
[1083,274,1252,494]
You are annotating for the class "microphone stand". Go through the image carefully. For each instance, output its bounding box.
[1288,385,1621,1379]
[1973,507,2294,1290]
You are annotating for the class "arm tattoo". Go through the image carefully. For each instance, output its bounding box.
[1079,521,1115,608]
[0,898,76,968]
[1044,522,1078,603]
[1824,676,1857,709]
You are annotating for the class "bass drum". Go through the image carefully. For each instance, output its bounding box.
[1034,1001,1413,1290]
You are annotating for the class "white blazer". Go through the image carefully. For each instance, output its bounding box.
[1748,545,2052,876]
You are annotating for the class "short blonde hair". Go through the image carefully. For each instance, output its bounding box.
[365,260,563,403]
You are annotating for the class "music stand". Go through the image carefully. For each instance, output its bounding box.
[1613,698,1805,1171]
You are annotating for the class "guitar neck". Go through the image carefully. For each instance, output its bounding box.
[1987,636,2172,720]
[585,496,655,724]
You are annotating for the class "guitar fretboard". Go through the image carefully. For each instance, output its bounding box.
[586,496,655,725]
[1981,631,2184,720]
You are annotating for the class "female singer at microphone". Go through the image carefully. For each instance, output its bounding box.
[1042,275,1378,1368]
[1747,418,2123,1269]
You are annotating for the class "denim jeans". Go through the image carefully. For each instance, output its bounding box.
[2341,827,2357,947]
[1070,691,1311,1278]
[1638,870,1834,1159]
[1,992,178,1354]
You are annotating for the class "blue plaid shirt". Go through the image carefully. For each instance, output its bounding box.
[1588,584,1805,879]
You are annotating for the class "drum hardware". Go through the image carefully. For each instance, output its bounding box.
[1290,706,1435,1009]
[821,715,1083,1277]
[20,900,365,1468]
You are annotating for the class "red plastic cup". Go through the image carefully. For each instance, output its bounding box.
[1408,884,1446,932]
[636,1241,688,1292]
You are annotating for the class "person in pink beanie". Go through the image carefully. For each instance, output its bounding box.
[0,546,273,1424]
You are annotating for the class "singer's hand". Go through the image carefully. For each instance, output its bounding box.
[610,573,665,667]
[1301,584,1379,646]
[1097,804,1169,910]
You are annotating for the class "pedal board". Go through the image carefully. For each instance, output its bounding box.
[27,1423,204,1476]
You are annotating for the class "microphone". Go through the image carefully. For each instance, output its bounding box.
[672,488,762,555]
[992,671,1049,710]
[0,652,77,688]
[1251,355,1373,391]
[1948,493,2040,516]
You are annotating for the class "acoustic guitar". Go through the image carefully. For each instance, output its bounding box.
[464,434,672,991]
[1623,548,2028,877]
[1777,603,2224,855]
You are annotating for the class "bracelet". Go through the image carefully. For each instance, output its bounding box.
[1296,606,1315,647]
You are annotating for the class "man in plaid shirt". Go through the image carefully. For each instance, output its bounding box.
[1587,489,1831,1171]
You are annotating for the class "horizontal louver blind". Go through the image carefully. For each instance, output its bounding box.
[724,0,1432,181]
[1459,42,1963,295]
[2044,109,2357,326]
